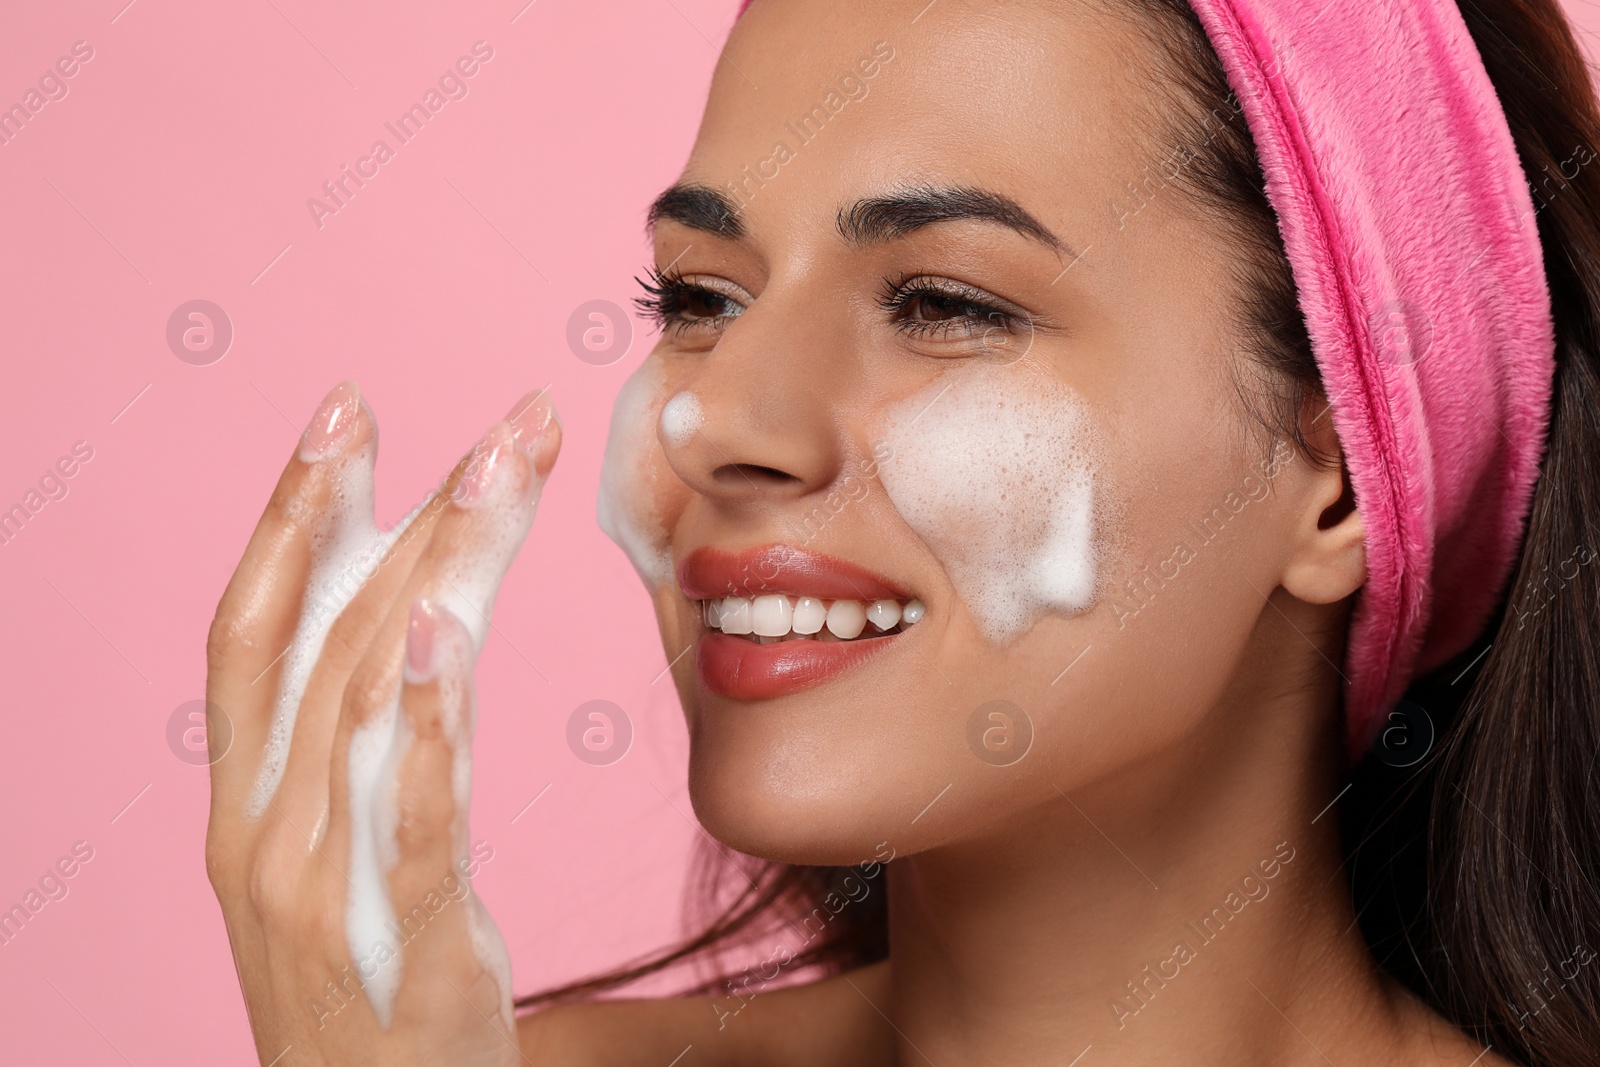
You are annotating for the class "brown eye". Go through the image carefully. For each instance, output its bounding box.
[680,289,739,321]
[881,276,1026,339]
[908,291,989,323]
[635,267,748,338]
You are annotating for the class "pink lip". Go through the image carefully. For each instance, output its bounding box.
[679,544,916,701]
[695,632,898,700]
[677,543,910,602]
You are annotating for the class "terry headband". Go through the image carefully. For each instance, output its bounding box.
[1182,0,1555,754]
[730,0,1557,754]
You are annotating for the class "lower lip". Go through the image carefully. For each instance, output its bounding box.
[695,631,899,700]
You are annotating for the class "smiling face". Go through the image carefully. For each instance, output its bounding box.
[601,0,1358,865]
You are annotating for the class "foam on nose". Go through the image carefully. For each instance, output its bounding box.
[659,389,703,448]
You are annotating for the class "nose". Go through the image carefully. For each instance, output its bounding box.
[658,297,848,507]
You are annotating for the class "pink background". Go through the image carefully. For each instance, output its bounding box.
[0,1,1595,1062]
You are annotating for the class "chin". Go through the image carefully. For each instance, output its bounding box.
[681,718,936,866]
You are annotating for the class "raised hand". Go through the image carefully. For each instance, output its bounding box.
[204,382,559,1066]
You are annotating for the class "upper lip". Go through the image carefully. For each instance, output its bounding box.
[678,543,912,602]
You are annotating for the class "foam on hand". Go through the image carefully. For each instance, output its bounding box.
[246,441,421,820]
[344,692,406,1026]
[433,438,546,654]
[597,359,675,586]
[250,419,542,1028]
[879,366,1102,642]
[342,434,537,1028]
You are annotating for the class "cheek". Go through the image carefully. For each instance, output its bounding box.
[597,357,676,585]
[877,366,1105,642]
[1096,421,1296,633]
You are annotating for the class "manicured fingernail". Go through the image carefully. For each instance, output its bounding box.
[451,423,514,508]
[506,389,561,477]
[300,380,361,462]
[405,599,438,684]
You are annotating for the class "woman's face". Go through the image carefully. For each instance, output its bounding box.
[603,0,1346,864]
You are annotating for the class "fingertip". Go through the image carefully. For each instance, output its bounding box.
[507,389,561,478]
[401,600,474,739]
[404,598,440,686]
[300,380,364,463]
[531,407,562,479]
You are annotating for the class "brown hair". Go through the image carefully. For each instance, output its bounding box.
[519,2,1600,1062]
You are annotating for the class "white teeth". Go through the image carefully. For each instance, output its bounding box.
[792,597,827,635]
[720,596,754,635]
[866,599,901,631]
[701,593,924,640]
[752,594,793,637]
[826,599,867,639]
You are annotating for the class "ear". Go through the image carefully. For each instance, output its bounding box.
[1279,407,1365,605]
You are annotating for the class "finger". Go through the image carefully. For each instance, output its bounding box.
[323,392,560,896]
[208,380,372,822]
[432,389,562,652]
[389,602,515,1036]
[263,473,453,837]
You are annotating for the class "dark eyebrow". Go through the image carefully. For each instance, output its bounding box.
[646,184,745,240]
[837,185,1072,255]
[646,182,1074,259]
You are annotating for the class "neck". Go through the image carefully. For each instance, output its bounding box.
[882,696,1401,1066]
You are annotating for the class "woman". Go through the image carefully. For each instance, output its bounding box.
[203,0,1600,1063]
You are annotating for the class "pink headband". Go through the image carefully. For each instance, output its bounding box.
[1184,0,1555,753]
[731,0,1557,754]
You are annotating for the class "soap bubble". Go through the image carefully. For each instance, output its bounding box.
[966,699,1033,767]
[566,699,633,765]
[1373,700,1434,768]
[166,699,232,766]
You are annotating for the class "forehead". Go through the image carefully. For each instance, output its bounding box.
[681,0,1164,236]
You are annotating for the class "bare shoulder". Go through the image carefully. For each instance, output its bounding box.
[518,960,896,1067]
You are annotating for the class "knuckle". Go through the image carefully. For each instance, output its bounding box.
[205,601,249,678]
[395,793,455,858]
[343,666,397,728]
[247,832,312,928]
[319,597,382,676]
[204,833,239,896]
[245,857,292,923]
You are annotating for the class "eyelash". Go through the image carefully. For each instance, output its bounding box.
[633,266,744,337]
[874,273,1028,340]
[632,266,1029,340]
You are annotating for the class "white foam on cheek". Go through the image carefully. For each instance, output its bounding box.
[879,368,1102,642]
[246,444,421,820]
[658,390,703,448]
[597,360,674,585]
